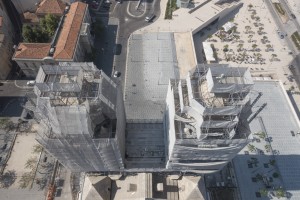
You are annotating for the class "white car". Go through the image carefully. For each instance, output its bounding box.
[145,14,155,22]
[26,80,36,86]
[113,71,121,78]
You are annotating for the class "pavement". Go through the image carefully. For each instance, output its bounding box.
[91,0,160,88]
[0,133,46,200]
[54,166,72,200]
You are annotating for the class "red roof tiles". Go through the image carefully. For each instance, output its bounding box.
[53,2,87,60]
[36,0,66,16]
[13,43,51,59]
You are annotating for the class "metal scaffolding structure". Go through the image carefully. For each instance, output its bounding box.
[166,64,253,173]
[26,62,126,172]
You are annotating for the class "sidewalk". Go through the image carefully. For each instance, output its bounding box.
[54,167,72,200]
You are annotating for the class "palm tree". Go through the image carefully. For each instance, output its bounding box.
[265,144,271,152]
[248,4,253,10]
[259,188,268,197]
[275,188,285,198]
[252,44,258,49]
[248,144,256,152]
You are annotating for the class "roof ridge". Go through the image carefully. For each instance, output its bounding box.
[53,2,86,60]
[54,2,79,57]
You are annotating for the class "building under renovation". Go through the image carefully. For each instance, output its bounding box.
[165,64,253,173]
[26,62,126,172]
[27,62,255,174]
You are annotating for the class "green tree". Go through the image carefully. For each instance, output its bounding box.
[22,25,49,43]
[22,25,36,42]
[273,172,280,178]
[32,27,49,43]
[259,188,268,197]
[252,44,258,49]
[19,172,34,188]
[32,144,43,154]
[0,118,15,131]
[25,157,37,170]
[248,144,256,152]
[40,14,59,37]
[275,188,285,198]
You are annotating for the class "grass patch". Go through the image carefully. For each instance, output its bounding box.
[291,31,300,50]
[165,0,178,19]
[273,3,285,16]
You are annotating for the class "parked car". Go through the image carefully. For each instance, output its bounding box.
[26,80,35,86]
[145,14,155,22]
[113,71,121,78]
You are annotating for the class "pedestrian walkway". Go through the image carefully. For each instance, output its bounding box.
[136,0,242,33]
[54,167,72,200]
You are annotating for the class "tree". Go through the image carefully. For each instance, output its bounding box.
[273,172,280,178]
[25,157,37,170]
[0,170,16,188]
[22,14,58,43]
[32,144,43,154]
[223,44,229,52]
[19,172,34,188]
[32,27,49,43]
[275,188,285,198]
[22,25,36,42]
[259,188,268,197]
[0,118,15,131]
[40,14,59,37]
[248,144,256,152]
[272,54,277,58]
[255,131,266,139]
[22,25,49,43]
[265,144,271,152]
[252,44,258,49]
[270,159,276,165]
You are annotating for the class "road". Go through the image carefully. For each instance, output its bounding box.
[0,80,32,117]
[277,0,300,87]
[264,0,300,87]
[92,0,161,87]
[280,0,300,31]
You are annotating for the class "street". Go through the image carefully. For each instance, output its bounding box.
[91,0,161,87]
[264,0,300,87]
[0,81,32,117]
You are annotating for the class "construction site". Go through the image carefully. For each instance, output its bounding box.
[165,64,254,173]
[23,61,259,175]
[25,62,126,172]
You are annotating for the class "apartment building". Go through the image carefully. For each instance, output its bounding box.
[13,2,93,77]
[0,1,15,79]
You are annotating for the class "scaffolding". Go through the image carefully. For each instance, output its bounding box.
[26,62,126,172]
[166,64,253,172]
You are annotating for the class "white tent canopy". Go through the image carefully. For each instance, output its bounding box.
[202,42,215,62]
[222,22,235,32]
